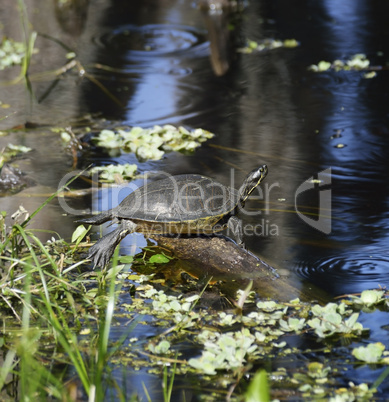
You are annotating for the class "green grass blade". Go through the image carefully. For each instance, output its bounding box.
[12,225,91,395]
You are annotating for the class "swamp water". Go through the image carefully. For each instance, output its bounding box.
[1,0,389,400]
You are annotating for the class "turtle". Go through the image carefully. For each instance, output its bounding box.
[79,164,268,267]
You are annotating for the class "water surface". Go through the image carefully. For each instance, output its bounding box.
[1,0,389,398]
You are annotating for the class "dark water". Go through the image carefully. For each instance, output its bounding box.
[1,0,389,398]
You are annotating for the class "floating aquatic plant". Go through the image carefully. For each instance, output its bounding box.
[309,54,377,78]
[348,289,387,308]
[0,37,36,70]
[148,340,171,355]
[93,125,214,161]
[89,163,138,183]
[188,328,259,375]
[238,38,299,53]
[307,302,365,338]
[352,342,389,364]
[0,143,32,168]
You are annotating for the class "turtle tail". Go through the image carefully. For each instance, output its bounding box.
[77,210,112,225]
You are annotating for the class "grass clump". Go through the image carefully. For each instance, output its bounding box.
[0,199,129,401]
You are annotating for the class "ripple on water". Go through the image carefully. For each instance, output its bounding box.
[93,24,209,59]
[295,252,389,294]
[88,24,213,124]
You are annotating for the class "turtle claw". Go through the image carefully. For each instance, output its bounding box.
[87,226,132,267]
[88,241,114,268]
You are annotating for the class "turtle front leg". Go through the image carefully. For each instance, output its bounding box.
[227,216,245,247]
[88,220,137,267]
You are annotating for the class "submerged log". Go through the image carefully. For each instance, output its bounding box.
[149,235,329,304]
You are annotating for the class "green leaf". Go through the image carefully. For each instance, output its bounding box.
[352,342,385,363]
[363,71,377,79]
[71,225,88,244]
[105,265,125,279]
[149,254,170,264]
[60,132,71,143]
[307,362,330,379]
[325,312,342,325]
[152,340,170,354]
[317,61,331,71]
[345,312,360,329]
[245,370,270,402]
[360,290,385,306]
[279,317,306,332]
[283,39,299,48]
[188,358,217,375]
[118,255,134,264]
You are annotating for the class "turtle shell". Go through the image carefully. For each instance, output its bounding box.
[112,174,239,227]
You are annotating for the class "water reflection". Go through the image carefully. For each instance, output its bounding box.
[253,1,389,299]
[78,0,215,125]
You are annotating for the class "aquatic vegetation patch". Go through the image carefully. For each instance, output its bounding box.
[307,302,365,338]
[292,362,333,397]
[57,122,214,182]
[352,342,389,364]
[188,328,259,375]
[347,289,387,309]
[309,53,377,78]
[93,125,214,161]
[238,38,299,53]
[291,362,377,401]
[185,298,367,377]
[0,143,32,167]
[120,279,387,400]
[89,163,138,183]
[0,37,38,70]
[82,125,214,182]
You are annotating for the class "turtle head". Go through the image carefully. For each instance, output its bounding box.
[239,165,268,203]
